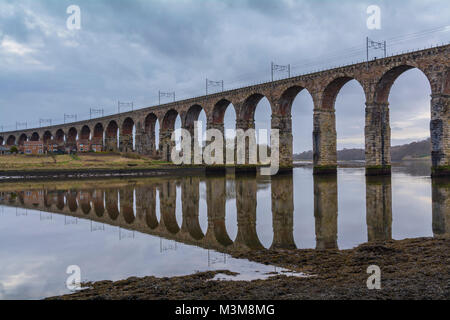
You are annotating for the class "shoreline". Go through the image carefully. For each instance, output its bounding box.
[0,161,434,182]
[48,236,449,300]
[0,166,206,182]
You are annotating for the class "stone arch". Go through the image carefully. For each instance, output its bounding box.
[55,129,65,144]
[212,99,236,124]
[43,131,53,144]
[322,76,366,110]
[143,113,158,156]
[105,121,119,152]
[6,135,16,146]
[161,109,179,161]
[184,104,203,128]
[122,117,134,135]
[0,136,3,145]
[277,85,314,115]
[18,134,28,146]
[93,123,104,139]
[30,132,39,141]
[374,65,432,104]
[106,121,118,136]
[120,117,135,152]
[365,65,434,174]
[240,93,266,120]
[67,128,77,145]
[162,109,179,131]
[80,125,91,140]
[145,113,158,133]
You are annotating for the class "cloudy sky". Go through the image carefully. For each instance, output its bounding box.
[0,0,449,152]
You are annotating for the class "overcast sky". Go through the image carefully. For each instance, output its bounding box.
[0,0,449,152]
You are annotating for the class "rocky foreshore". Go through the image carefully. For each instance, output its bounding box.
[48,237,449,300]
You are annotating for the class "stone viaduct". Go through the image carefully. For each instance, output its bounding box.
[0,173,448,251]
[1,44,449,175]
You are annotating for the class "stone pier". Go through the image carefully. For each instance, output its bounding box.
[313,108,337,175]
[431,94,450,177]
[365,102,391,176]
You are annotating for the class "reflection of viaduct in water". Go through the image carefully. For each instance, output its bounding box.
[0,174,448,251]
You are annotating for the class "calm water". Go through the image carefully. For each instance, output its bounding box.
[0,165,448,299]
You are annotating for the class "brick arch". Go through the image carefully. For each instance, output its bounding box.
[144,113,158,133]
[30,132,40,141]
[121,117,134,135]
[43,131,53,143]
[93,123,104,139]
[162,109,179,131]
[80,125,91,140]
[55,129,65,144]
[6,135,16,146]
[276,85,314,115]
[212,98,236,124]
[106,121,118,137]
[18,134,28,146]
[374,65,432,104]
[67,127,77,145]
[184,104,204,129]
[239,93,267,120]
[321,76,366,110]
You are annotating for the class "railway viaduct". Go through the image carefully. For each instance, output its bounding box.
[1,44,449,176]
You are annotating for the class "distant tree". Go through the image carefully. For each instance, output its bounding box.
[9,146,18,154]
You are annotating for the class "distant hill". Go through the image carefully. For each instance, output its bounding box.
[294,138,431,161]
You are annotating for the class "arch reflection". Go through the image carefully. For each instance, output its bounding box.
[0,174,445,255]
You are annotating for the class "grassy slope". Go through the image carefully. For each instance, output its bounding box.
[0,153,171,171]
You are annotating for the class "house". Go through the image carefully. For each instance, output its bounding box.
[76,138,103,152]
[90,138,103,152]
[0,146,10,155]
[23,141,44,155]
[76,139,91,152]
[44,140,61,153]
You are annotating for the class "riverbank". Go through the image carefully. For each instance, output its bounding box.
[0,153,199,181]
[49,236,449,300]
[0,153,170,170]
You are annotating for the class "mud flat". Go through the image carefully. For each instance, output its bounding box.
[48,237,449,300]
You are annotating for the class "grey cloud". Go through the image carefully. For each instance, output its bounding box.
[0,0,448,152]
